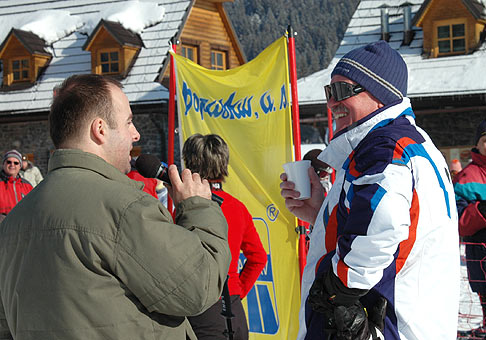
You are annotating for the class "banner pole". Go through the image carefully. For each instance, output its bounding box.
[327,106,335,183]
[287,25,307,283]
[168,37,179,215]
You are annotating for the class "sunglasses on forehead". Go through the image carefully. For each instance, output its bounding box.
[324,82,366,102]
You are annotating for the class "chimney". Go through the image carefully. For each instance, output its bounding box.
[380,5,390,42]
[401,2,415,45]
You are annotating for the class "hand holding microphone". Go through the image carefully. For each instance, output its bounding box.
[135,154,212,205]
[135,154,172,184]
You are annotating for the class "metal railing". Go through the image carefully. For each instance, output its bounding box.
[458,241,486,339]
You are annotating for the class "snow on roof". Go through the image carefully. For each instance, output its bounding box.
[0,10,82,45]
[80,1,166,35]
[0,0,192,115]
[298,0,486,105]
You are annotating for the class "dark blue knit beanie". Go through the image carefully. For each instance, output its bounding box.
[331,40,408,106]
[475,119,486,145]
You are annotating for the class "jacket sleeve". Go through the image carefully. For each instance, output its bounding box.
[455,194,469,217]
[238,207,267,298]
[454,179,486,236]
[114,195,230,317]
[457,201,486,236]
[333,136,416,290]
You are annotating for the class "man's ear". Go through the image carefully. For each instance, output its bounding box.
[90,118,107,145]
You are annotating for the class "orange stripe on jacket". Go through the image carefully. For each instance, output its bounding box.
[314,205,340,275]
[396,189,419,274]
[325,205,339,253]
[337,259,349,286]
[393,137,416,161]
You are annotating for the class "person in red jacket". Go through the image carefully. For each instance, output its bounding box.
[0,149,33,218]
[183,133,267,340]
[454,120,486,338]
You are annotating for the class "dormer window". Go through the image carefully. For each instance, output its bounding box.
[436,21,466,54]
[11,58,30,82]
[99,49,120,74]
[0,29,51,88]
[83,20,144,78]
[413,0,486,58]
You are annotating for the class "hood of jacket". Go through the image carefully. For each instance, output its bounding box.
[470,148,486,168]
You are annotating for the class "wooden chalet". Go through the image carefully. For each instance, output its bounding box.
[297,0,486,166]
[0,0,245,173]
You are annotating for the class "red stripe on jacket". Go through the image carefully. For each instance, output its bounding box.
[396,189,419,274]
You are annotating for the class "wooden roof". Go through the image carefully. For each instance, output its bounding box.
[413,0,486,26]
[0,0,193,115]
[0,0,243,116]
[83,20,145,51]
[0,28,51,57]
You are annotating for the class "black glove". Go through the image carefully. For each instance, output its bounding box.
[308,269,368,311]
[333,297,387,340]
[308,270,386,340]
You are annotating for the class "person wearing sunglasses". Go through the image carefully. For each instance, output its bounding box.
[280,41,459,340]
[0,149,33,218]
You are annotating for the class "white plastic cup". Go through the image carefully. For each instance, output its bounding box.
[283,160,311,200]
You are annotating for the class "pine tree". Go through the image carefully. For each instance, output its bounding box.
[224,0,360,77]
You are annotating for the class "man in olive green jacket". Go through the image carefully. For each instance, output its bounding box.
[0,74,231,340]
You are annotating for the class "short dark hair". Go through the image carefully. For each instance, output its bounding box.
[182,134,229,181]
[49,74,122,148]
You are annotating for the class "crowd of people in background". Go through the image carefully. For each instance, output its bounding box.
[0,149,43,220]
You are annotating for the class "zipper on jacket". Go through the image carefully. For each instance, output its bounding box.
[13,180,19,204]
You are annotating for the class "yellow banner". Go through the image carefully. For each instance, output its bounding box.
[172,36,300,339]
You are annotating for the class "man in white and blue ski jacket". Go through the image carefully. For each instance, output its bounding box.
[281,41,459,340]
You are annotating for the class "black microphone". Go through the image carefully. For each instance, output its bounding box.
[135,154,170,184]
[135,154,224,206]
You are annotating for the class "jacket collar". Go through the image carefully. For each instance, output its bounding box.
[471,148,486,167]
[48,149,143,190]
[0,170,21,183]
[318,98,414,171]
